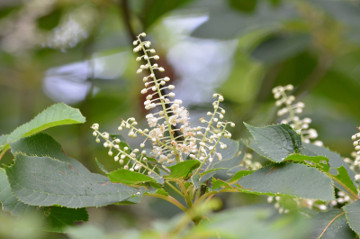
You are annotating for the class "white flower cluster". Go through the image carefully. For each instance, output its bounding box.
[344,128,360,181]
[272,84,322,146]
[239,153,261,170]
[91,33,234,177]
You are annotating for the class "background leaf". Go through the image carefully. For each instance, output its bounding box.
[44,207,88,233]
[237,163,334,201]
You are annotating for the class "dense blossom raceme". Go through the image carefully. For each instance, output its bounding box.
[91,32,234,177]
[268,85,329,213]
[344,127,360,181]
[272,85,322,146]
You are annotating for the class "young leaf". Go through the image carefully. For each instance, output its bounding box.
[6,155,138,208]
[284,154,329,172]
[244,123,302,162]
[343,200,360,236]
[5,103,85,147]
[237,163,334,201]
[302,143,354,178]
[166,160,200,179]
[108,169,158,185]
[313,209,355,239]
[0,134,7,149]
[331,166,358,199]
[44,207,88,233]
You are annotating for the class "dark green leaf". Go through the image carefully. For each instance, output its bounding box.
[244,123,302,162]
[108,169,158,185]
[313,209,355,239]
[343,200,360,236]
[285,154,329,172]
[237,163,334,201]
[6,154,138,208]
[44,207,88,233]
[228,0,257,13]
[143,0,194,28]
[251,33,311,63]
[37,8,62,30]
[5,103,85,149]
[191,1,296,39]
[167,160,200,179]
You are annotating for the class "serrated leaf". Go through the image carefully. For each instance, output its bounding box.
[5,103,85,149]
[237,163,334,201]
[302,143,355,178]
[44,207,88,233]
[313,209,355,239]
[343,200,360,236]
[167,160,200,179]
[0,168,33,215]
[6,154,138,208]
[332,166,358,198]
[108,169,158,185]
[284,154,329,172]
[244,123,302,162]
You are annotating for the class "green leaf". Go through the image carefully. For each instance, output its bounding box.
[191,1,296,39]
[5,103,85,148]
[228,0,257,13]
[237,163,334,201]
[302,143,355,178]
[189,207,312,239]
[251,33,311,64]
[37,8,62,30]
[44,207,88,233]
[143,0,194,28]
[343,200,360,236]
[108,169,158,185]
[0,134,8,151]
[332,166,358,198]
[244,123,302,162]
[0,168,33,215]
[230,170,253,182]
[1,168,87,232]
[6,154,138,208]
[166,160,200,179]
[313,209,355,239]
[284,154,329,172]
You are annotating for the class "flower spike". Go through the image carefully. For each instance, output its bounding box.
[91,33,235,179]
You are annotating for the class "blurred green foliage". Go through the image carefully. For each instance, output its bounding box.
[1,0,360,238]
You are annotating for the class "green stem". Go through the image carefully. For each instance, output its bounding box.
[147,193,187,212]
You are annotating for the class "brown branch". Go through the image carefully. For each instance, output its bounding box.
[317,212,344,239]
